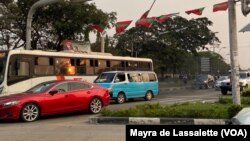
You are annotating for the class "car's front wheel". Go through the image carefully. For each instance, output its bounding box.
[20,103,40,122]
[89,98,103,114]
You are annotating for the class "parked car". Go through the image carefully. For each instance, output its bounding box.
[220,70,250,95]
[227,107,250,125]
[193,74,215,89]
[214,75,229,90]
[0,80,110,122]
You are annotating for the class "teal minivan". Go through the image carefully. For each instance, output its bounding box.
[94,71,159,104]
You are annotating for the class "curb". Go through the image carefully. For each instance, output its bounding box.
[89,117,227,125]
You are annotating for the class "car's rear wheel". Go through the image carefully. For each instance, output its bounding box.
[144,91,153,101]
[20,103,39,122]
[89,98,103,114]
[116,93,126,104]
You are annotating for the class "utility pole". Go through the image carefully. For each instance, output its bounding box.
[100,32,105,53]
[228,0,241,105]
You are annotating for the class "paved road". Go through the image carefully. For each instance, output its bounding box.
[106,88,221,110]
[0,115,125,141]
[0,88,222,141]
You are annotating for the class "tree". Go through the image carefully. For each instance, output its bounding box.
[0,0,116,50]
[113,16,220,77]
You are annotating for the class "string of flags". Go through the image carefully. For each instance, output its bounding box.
[90,1,230,34]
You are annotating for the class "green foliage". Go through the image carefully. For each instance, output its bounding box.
[0,0,116,50]
[228,105,243,118]
[219,97,250,105]
[241,88,250,97]
[219,97,232,104]
[113,16,222,76]
[101,102,235,119]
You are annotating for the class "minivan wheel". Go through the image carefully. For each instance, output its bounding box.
[20,103,39,122]
[116,93,126,104]
[144,91,153,101]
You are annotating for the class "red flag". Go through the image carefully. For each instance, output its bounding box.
[158,13,179,23]
[90,24,105,33]
[213,2,228,12]
[136,17,156,28]
[185,7,205,16]
[115,20,133,34]
[140,10,150,19]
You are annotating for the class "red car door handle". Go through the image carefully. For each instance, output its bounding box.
[65,95,69,97]
[87,91,91,94]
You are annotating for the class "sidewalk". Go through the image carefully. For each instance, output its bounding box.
[89,116,227,125]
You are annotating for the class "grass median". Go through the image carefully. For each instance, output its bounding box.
[101,97,250,119]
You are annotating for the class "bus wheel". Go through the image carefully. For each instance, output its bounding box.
[116,93,126,104]
[20,103,40,122]
[145,91,153,101]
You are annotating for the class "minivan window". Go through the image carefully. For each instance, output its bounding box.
[141,73,149,82]
[149,73,157,81]
[115,73,126,82]
[128,73,141,82]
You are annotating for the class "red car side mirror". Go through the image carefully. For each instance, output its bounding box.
[49,89,59,95]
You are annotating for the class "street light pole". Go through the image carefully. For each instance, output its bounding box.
[25,0,91,50]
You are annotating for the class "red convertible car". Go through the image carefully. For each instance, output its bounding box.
[0,80,110,122]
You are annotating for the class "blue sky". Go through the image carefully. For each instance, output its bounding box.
[90,0,250,69]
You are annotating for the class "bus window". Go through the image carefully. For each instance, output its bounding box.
[34,57,54,75]
[18,62,29,76]
[76,59,86,75]
[55,58,75,75]
[95,60,106,74]
[9,59,29,77]
[127,61,138,70]
[110,60,121,71]
[139,62,151,71]
[0,56,6,84]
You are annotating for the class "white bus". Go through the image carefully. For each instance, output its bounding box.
[0,49,153,95]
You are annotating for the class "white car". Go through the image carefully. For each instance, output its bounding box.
[220,70,250,95]
[214,76,229,90]
[228,107,250,125]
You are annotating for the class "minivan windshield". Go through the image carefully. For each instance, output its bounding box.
[94,73,116,83]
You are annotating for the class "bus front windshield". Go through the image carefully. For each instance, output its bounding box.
[0,53,7,84]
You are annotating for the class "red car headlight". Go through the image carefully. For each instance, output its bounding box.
[3,100,20,108]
